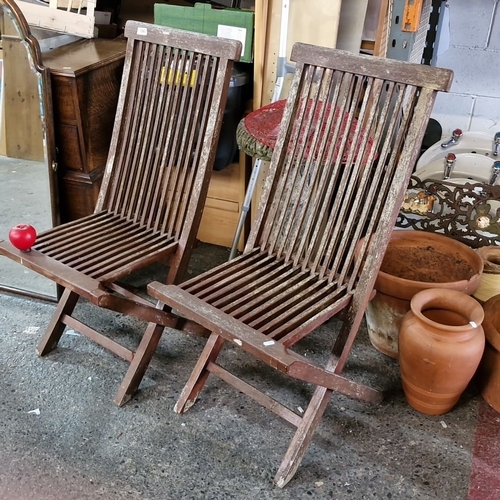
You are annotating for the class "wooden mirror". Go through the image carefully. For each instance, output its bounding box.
[0,0,58,301]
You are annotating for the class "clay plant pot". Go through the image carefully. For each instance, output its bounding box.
[476,294,500,412]
[473,246,500,303]
[399,288,485,415]
[365,230,483,358]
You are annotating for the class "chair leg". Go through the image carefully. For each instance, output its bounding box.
[332,303,366,373]
[36,288,79,356]
[274,385,333,488]
[114,322,166,407]
[174,332,225,414]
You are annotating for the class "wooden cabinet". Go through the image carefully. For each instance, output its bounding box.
[42,38,127,222]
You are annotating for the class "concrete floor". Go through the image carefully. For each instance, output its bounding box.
[0,156,55,297]
[1,241,499,500]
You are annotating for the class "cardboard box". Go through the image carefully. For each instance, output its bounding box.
[154,2,254,63]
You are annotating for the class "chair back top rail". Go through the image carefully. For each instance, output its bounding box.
[291,43,453,91]
[96,21,241,244]
[247,42,453,296]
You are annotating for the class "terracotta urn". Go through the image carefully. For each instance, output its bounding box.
[476,294,500,412]
[399,288,485,415]
[366,230,483,358]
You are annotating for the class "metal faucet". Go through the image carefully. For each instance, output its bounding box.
[493,132,500,156]
[441,128,463,149]
[490,161,500,185]
[443,153,456,179]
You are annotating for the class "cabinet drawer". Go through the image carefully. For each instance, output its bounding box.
[56,124,84,171]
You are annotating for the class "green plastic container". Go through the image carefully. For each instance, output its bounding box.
[154,2,254,63]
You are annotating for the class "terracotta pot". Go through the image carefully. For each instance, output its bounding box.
[476,294,500,412]
[366,230,483,358]
[399,288,485,415]
[473,246,500,303]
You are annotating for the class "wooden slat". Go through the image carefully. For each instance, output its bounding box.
[62,314,134,361]
[207,361,303,427]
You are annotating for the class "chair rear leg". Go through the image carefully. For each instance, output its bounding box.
[37,288,80,356]
[332,300,369,374]
[174,332,225,414]
[274,385,333,488]
[114,322,166,407]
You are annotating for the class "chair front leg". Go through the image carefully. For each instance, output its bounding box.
[274,385,333,488]
[114,322,166,407]
[174,332,225,414]
[37,288,80,356]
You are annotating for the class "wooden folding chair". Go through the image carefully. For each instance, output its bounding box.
[146,44,453,486]
[0,21,241,404]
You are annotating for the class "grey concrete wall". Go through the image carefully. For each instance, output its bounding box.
[431,0,500,136]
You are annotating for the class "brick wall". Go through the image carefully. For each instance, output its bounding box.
[431,0,500,137]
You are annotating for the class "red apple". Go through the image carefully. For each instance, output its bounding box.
[9,224,37,252]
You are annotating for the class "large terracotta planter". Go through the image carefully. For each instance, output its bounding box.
[399,288,485,415]
[476,294,500,412]
[366,230,483,358]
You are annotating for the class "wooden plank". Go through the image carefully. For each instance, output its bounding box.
[374,0,390,57]
[286,0,342,59]
[260,0,342,107]
[0,59,6,156]
[253,0,269,110]
[16,0,96,38]
[1,21,44,161]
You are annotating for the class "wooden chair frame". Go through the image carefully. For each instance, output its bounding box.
[0,20,241,405]
[145,43,453,486]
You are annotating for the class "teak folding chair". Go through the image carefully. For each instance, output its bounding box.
[147,43,453,486]
[0,21,241,403]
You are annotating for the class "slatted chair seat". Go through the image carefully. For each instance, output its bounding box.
[32,210,176,283]
[176,249,352,342]
[143,43,453,487]
[0,19,242,404]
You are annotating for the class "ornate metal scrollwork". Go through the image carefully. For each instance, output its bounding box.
[396,175,500,248]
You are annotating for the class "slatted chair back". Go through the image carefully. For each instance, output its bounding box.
[145,42,453,487]
[98,22,238,247]
[250,43,451,298]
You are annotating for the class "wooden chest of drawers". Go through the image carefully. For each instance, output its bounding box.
[43,38,127,222]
